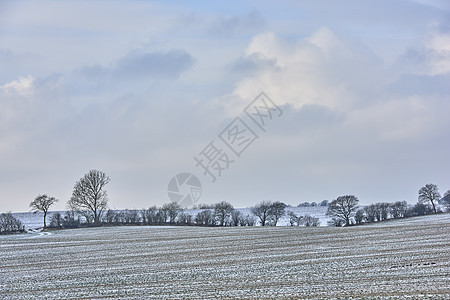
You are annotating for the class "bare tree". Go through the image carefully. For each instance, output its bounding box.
[195,210,214,226]
[364,204,377,222]
[287,211,302,226]
[242,214,256,226]
[62,210,80,228]
[374,202,390,221]
[411,202,432,216]
[418,184,441,213]
[251,201,272,226]
[319,200,329,206]
[141,206,158,225]
[68,169,110,225]
[103,209,116,224]
[0,212,23,234]
[155,208,167,225]
[354,209,365,225]
[122,210,140,224]
[303,215,320,227]
[328,217,344,227]
[214,201,234,226]
[443,190,450,210]
[177,212,192,225]
[49,212,63,229]
[231,210,242,226]
[30,194,58,228]
[326,195,359,226]
[162,202,182,224]
[268,201,286,226]
[390,201,408,219]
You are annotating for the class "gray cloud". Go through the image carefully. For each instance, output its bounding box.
[208,10,266,37]
[65,49,195,96]
[1,1,450,212]
[114,49,195,80]
[0,49,38,83]
[230,53,279,75]
[388,73,450,95]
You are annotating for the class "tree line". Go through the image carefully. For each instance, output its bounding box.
[326,184,450,227]
[2,169,449,233]
[45,199,320,229]
[24,169,321,229]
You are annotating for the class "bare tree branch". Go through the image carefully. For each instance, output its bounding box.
[418,184,440,213]
[67,170,110,225]
[326,195,359,226]
[30,194,58,228]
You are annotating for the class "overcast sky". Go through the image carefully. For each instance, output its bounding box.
[1,0,449,212]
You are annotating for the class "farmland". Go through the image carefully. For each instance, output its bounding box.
[1,214,449,299]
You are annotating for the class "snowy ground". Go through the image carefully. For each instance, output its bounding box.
[13,206,329,230]
[1,213,449,299]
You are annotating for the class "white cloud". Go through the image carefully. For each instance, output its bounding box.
[228,28,378,114]
[208,10,266,37]
[345,95,445,142]
[0,76,35,96]
[1,1,450,211]
[427,31,450,75]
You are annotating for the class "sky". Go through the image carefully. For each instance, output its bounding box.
[1,0,450,212]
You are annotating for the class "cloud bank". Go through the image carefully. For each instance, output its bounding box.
[0,0,449,211]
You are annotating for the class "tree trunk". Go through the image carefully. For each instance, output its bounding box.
[431,201,436,213]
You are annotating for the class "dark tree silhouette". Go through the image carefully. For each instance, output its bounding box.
[30,194,58,228]
[268,201,286,226]
[49,212,63,228]
[364,204,377,222]
[326,195,359,226]
[418,184,440,213]
[390,201,408,219]
[0,212,23,234]
[231,210,242,226]
[443,190,450,210]
[162,202,182,223]
[287,211,303,226]
[319,200,329,207]
[354,209,365,225]
[251,201,272,226]
[303,215,320,226]
[214,201,234,226]
[195,210,214,226]
[373,202,390,221]
[68,169,110,224]
[411,202,432,216]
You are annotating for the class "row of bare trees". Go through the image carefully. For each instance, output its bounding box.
[46,200,320,228]
[326,184,450,226]
[28,169,110,228]
[46,200,252,228]
[27,169,321,229]
[24,169,450,229]
[248,200,321,226]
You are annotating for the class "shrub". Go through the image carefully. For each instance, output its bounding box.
[49,212,63,229]
[0,212,24,234]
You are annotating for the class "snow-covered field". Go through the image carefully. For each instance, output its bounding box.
[1,213,449,299]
